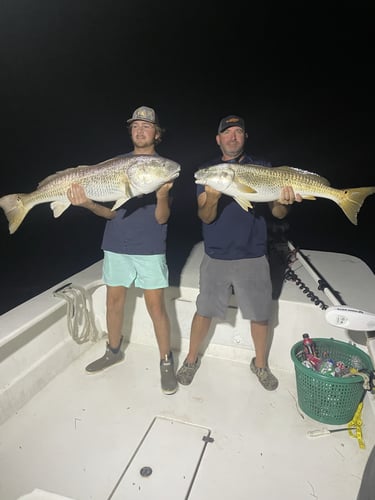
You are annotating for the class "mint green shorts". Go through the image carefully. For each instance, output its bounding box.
[103,251,169,289]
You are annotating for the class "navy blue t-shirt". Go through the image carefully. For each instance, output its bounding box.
[198,153,271,260]
[101,153,168,255]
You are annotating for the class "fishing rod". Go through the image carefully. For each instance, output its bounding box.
[287,241,375,334]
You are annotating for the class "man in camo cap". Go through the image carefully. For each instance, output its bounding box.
[68,105,178,395]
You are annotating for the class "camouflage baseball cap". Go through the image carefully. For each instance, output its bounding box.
[127,106,159,126]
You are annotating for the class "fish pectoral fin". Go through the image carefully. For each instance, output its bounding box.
[232,183,255,210]
[233,196,253,211]
[50,201,71,218]
[111,197,129,211]
[236,184,257,194]
[111,179,133,211]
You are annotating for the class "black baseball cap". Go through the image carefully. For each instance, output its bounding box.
[218,115,245,133]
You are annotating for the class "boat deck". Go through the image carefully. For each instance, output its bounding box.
[1,243,375,500]
[1,339,374,500]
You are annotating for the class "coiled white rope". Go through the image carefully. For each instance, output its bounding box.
[53,283,101,344]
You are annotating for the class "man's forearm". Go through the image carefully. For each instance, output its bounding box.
[198,199,219,223]
[83,200,116,220]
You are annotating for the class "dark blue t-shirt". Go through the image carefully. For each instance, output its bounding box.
[101,153,168,255]
[198,153,271,260]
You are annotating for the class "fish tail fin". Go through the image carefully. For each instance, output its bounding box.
[0,194,28,234]
[339,187,375,225]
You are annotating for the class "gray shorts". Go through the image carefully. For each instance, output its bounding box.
[196,254,272,321]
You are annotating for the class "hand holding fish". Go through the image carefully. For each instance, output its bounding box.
[155,181,174,199]
[278,186,303,205]
[155,181,175,225]
[67,183,115,220]
[271,186,303,219]
[204,185,222,199]
[196,185,224,224]
[67,183,90,207]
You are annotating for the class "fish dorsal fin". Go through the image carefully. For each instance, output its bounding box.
[50,201,71,218]
[233,196,253,211]
[275,166,331,186]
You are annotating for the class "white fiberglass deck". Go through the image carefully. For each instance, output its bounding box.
[1,340,375,500]
[1,243,375,500]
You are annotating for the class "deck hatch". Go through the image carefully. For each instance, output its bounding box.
[108,416,212,499]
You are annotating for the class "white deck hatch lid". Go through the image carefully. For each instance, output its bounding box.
[109,416,213,499]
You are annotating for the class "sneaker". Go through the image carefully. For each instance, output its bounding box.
[176,357,201,386]
[250,357,279,391]
[85,339,124,373]
[160,352,178,395]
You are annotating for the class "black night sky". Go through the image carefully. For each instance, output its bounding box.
[0,3,374,314]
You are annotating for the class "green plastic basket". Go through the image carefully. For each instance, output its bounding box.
[290,337,373,425]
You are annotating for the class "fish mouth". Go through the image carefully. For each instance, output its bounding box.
[194,170,208,185]
[168,168,180,181]
[169,164,181,179]
[194,167,214,184]
[194,168,211,180]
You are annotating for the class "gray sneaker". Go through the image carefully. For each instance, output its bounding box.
[160,352,178,395]
[85,339,124,373]
[176,357,201,385]
[250,357,278,390]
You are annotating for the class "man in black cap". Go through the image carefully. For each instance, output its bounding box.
[176,114,302,390]
[67,105,178,395]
